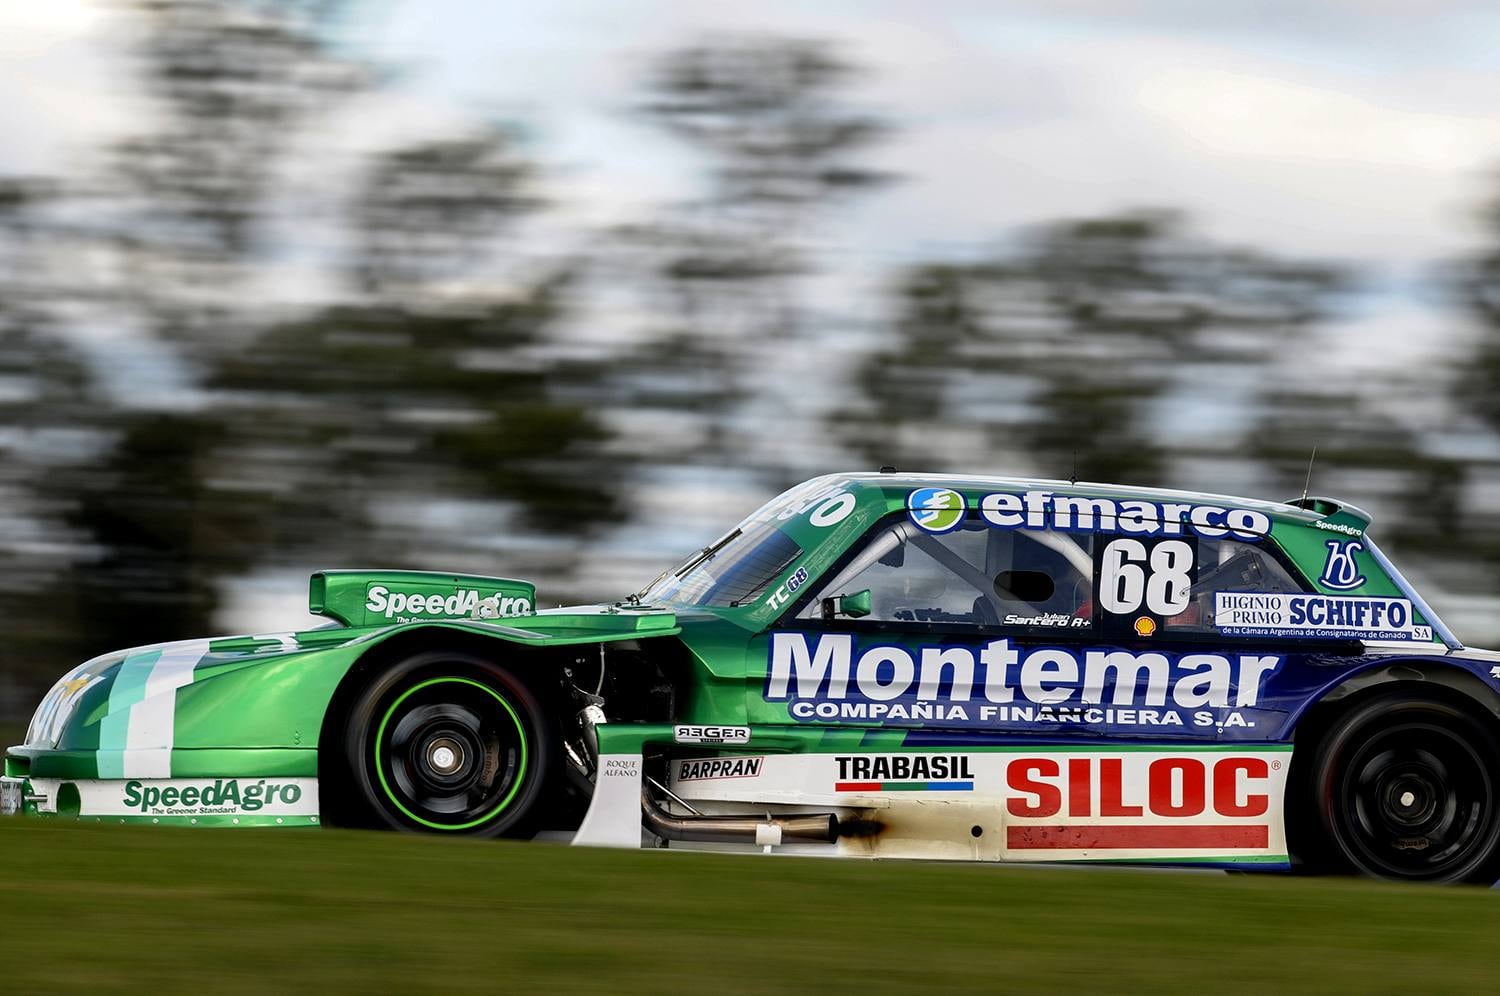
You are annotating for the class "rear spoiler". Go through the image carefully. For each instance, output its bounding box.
[1282,495,1372,537]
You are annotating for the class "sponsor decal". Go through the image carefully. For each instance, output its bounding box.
[113,778,317,818]
[761,480,857,528]
[808,493,856,527]
[835,754,974,792]
[765,567,810,612]
[907,487,967,533]
[906,488,1272,541]
[1003,612,1087,628]
[668,748,1286,858]
[661,748,1286,858]
[601,757,641,778]
[1214,592,1433,642]
[365,585,531,621]
[1318,539,1367,592]
[766,632,1279,733]
[978,491,1271,541]
[473,593,534,619]
[673,725,751,745]
[1003,752,1284,853]
[677,756,764,781]
[1313,520,1363,537]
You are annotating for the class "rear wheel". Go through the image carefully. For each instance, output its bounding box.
[343,652,549,836]
[1307,694,1500,883]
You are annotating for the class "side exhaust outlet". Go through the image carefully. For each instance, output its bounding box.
[641,791,839,846]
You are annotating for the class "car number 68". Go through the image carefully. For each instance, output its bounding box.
[1100,538,1194,616]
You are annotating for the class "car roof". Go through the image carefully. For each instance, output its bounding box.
[817,471,1371,530]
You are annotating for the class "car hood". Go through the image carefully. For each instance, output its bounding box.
[20,603,681,753]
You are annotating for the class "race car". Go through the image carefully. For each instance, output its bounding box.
[6,472,1500,883]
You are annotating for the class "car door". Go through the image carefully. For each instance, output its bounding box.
[745,507,1121,739]
[744,502,1312,743]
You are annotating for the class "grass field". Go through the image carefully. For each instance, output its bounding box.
[2,821,1498,993]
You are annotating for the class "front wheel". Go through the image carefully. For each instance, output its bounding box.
[343,652,550,836]
[1307,694,1500,883]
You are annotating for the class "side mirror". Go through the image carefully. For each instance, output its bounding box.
[821,589,872,620]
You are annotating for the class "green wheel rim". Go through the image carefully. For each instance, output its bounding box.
[373,676,529,831]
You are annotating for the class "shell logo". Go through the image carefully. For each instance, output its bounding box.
[1133,617,1158,637]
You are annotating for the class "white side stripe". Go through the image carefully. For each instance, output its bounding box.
[121,639,212,779]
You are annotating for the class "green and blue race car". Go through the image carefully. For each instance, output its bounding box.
[7,472,1500,882]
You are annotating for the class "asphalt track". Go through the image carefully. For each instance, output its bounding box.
[2,818,1498,993]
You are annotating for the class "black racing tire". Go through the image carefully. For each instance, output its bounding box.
[1305,693,1500,884]
[342,651,551,837]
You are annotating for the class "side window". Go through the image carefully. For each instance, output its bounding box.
[1090,535,1303,636]
[796,517,1094,631]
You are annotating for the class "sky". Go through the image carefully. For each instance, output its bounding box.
[5,1,1497,393]
[8,0,1500,273]
[351,0,1500,270]
[7,0,1499,382]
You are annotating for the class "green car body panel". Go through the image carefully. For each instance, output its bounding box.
[7,473,1495,873]
[8,605,681,780]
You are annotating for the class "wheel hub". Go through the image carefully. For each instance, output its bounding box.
[411,724,481,789]
[426,737,465,776]
[1379,770,1438,829]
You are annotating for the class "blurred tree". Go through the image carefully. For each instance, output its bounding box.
[0,180,100,712]
[1451,183,1500,438]
[204,127,620,574]
[108,0,363,361]
[353,132,539,293]
[1421,177,1500,582]
[607,38,892,472]
[55,414,261,646]
[840,211,1350,486]
[643,39,888,214]
[11,0,369,669]
[0,1,623,711]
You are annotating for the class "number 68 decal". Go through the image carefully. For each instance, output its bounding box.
[1100,538,1194,616]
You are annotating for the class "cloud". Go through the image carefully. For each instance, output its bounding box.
[11,0,1500,294]
[796,25,1500,268]
[0,1,137,174]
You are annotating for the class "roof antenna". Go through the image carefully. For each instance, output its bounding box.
[1069,450,1078,487]
[1300,446,1318,505]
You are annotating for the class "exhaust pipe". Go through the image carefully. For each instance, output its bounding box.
[641,790,840,846]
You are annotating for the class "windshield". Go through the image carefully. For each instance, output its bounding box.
[645,518,802,608]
